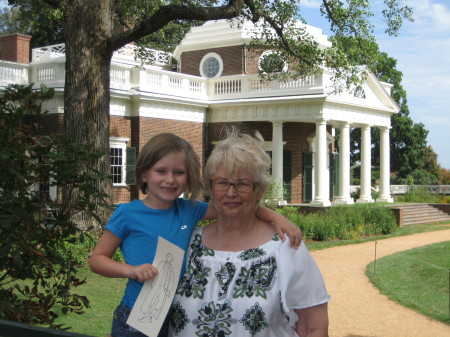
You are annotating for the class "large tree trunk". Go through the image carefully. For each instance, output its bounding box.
[63,0,115,226]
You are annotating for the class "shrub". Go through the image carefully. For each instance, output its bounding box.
[395,186,440,203]
[63,234,124,265]
[0,84,110,330]
[277,204,396,241]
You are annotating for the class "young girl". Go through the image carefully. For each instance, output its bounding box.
[89,133,301,337]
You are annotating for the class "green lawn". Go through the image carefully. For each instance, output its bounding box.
[53,268,126,336]
[366,240,450,325]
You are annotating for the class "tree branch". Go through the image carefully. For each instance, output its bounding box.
[41,0,64,9]
[109,0,245,51]
[321,0,360,37]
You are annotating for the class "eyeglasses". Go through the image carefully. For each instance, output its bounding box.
[210,179,256,192]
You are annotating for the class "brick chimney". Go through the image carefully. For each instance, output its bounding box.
[0,34,32,64]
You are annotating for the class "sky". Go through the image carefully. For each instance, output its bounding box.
[301,0,450,170]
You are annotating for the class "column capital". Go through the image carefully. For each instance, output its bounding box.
[271,120,284,127]
[340,121,351,128]
[315,118,328,126]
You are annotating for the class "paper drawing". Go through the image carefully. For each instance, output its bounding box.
[127,236,184,336]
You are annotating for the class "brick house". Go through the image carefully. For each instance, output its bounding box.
[0,20,399,205]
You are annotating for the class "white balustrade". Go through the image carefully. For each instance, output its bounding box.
[189,79,204,92]
[37,66,55,81]
[32,43,172,67]
[0,63,28,84]
[352,185,450,195]
[110,67,130,89]
[1,43,326,101]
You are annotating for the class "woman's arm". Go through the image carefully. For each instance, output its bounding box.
[294,303,329,337]
[89,230,158,282]
[202,203,302,247]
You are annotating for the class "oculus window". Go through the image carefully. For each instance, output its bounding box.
[200,53,223,78]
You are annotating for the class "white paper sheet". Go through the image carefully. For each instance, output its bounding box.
[127,236,184,336]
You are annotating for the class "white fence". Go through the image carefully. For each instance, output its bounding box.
[390,185,450,195]
[350,185,450,195]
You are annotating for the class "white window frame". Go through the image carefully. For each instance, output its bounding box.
[200,52,223,78]
[110,137,130,186]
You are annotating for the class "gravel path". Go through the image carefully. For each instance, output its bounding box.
[310,226,450,337]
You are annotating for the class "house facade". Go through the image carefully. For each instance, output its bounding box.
[0,20,398,205]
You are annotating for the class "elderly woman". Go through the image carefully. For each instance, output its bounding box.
[169,129,330,337]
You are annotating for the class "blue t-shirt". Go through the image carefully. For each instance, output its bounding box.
[106,198,208,307]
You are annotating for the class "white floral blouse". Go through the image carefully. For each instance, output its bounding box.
[169,227,330,337]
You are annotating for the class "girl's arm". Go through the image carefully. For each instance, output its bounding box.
[202,204,302,247]
[88,230,158,283]
[257,206,302,247]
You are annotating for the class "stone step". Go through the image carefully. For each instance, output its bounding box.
[388,203,450,226]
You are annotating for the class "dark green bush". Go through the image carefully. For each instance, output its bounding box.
[0,84,110,330]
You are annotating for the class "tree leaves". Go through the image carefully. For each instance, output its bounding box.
[0,84,109,329]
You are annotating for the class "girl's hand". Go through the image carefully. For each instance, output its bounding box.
[257,207,302,248]
[274,219,302,248]
[128,264,158,283]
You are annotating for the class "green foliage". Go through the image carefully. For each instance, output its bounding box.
[438,167,450,184]
[339,44,439,185]
[262,181,289,210]
[0,7,28,36]
[394,186,440,203]
[278,204,397,241]
[0,84,110,330]
[3,1,64,47]
[63,234,124,266]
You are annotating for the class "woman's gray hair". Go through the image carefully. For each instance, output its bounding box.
[205,127,272,194]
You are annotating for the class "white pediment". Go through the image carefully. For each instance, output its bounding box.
[328,69,400,114]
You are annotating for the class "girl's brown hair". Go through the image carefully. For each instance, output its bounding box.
[136,133,203,200]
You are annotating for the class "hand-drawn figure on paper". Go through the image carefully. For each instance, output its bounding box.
[138,253,174,323]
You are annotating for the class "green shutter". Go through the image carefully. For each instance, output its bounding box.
[125,147,136,185]
[303,152,313,202]
[283,150,292,202]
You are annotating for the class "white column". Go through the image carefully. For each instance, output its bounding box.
[336,122,353,204]
[271,121,286,204]
[378,126,393,203]
[312,119,331,207]
[357,125,373,203]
